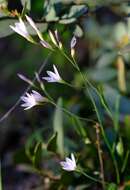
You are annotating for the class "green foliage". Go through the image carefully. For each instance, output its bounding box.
[107,183,118,190]
[59,5,87,24]
[2,1,130,189]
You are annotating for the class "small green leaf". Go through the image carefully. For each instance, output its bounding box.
[62,5,87,19]
[47,132,57,153]
[74,25,83,37]
[59,18,76,24]
[45,6,59,22]
[107,183,118,190]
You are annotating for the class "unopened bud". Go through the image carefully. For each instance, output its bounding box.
[49,30,58,46]
[71,48,75,58]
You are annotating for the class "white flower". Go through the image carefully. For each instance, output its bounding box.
[10,18,33,43]
[43,65,62,83]
[21,90,46,110]
[60,153,76,171]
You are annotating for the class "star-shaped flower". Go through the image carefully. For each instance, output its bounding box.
[60,153,76,171]
[43,65,62,83]
[10,17,34,43]
[21,90,46,110]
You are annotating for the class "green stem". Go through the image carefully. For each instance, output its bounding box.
[95,123,105,190]
[61,50,120,184]
[49,100,96,124]
[62,80,85,89]
[70,53,113,120]
[59,49,78,70]
[76,169,107,185]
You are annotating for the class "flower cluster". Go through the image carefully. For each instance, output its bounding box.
[10,17,34,43]
[10,15,44,43]
[19,65,61,110]
[10,15,76,53]
[11,16,78,173]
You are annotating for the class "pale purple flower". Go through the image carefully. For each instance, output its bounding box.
[43,65,61,83]
[10,18,33,43]
[21,90,46,110]
[60,153,76,171]
[70,36,77,49]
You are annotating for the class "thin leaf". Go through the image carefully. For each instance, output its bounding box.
[33,142,42,168]
[53,98,64,157]
[47,132,57,153]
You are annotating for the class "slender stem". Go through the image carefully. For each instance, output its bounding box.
[59,49,78,70]
[91,94,120,184]
[62,80,86,89]
[85,79,120,184]
[0,54,52,123]
[61,50,120,184]
[76,169,107,185]
[49,100,96,124]
[39,78,96,124]
[95,123,105,190]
